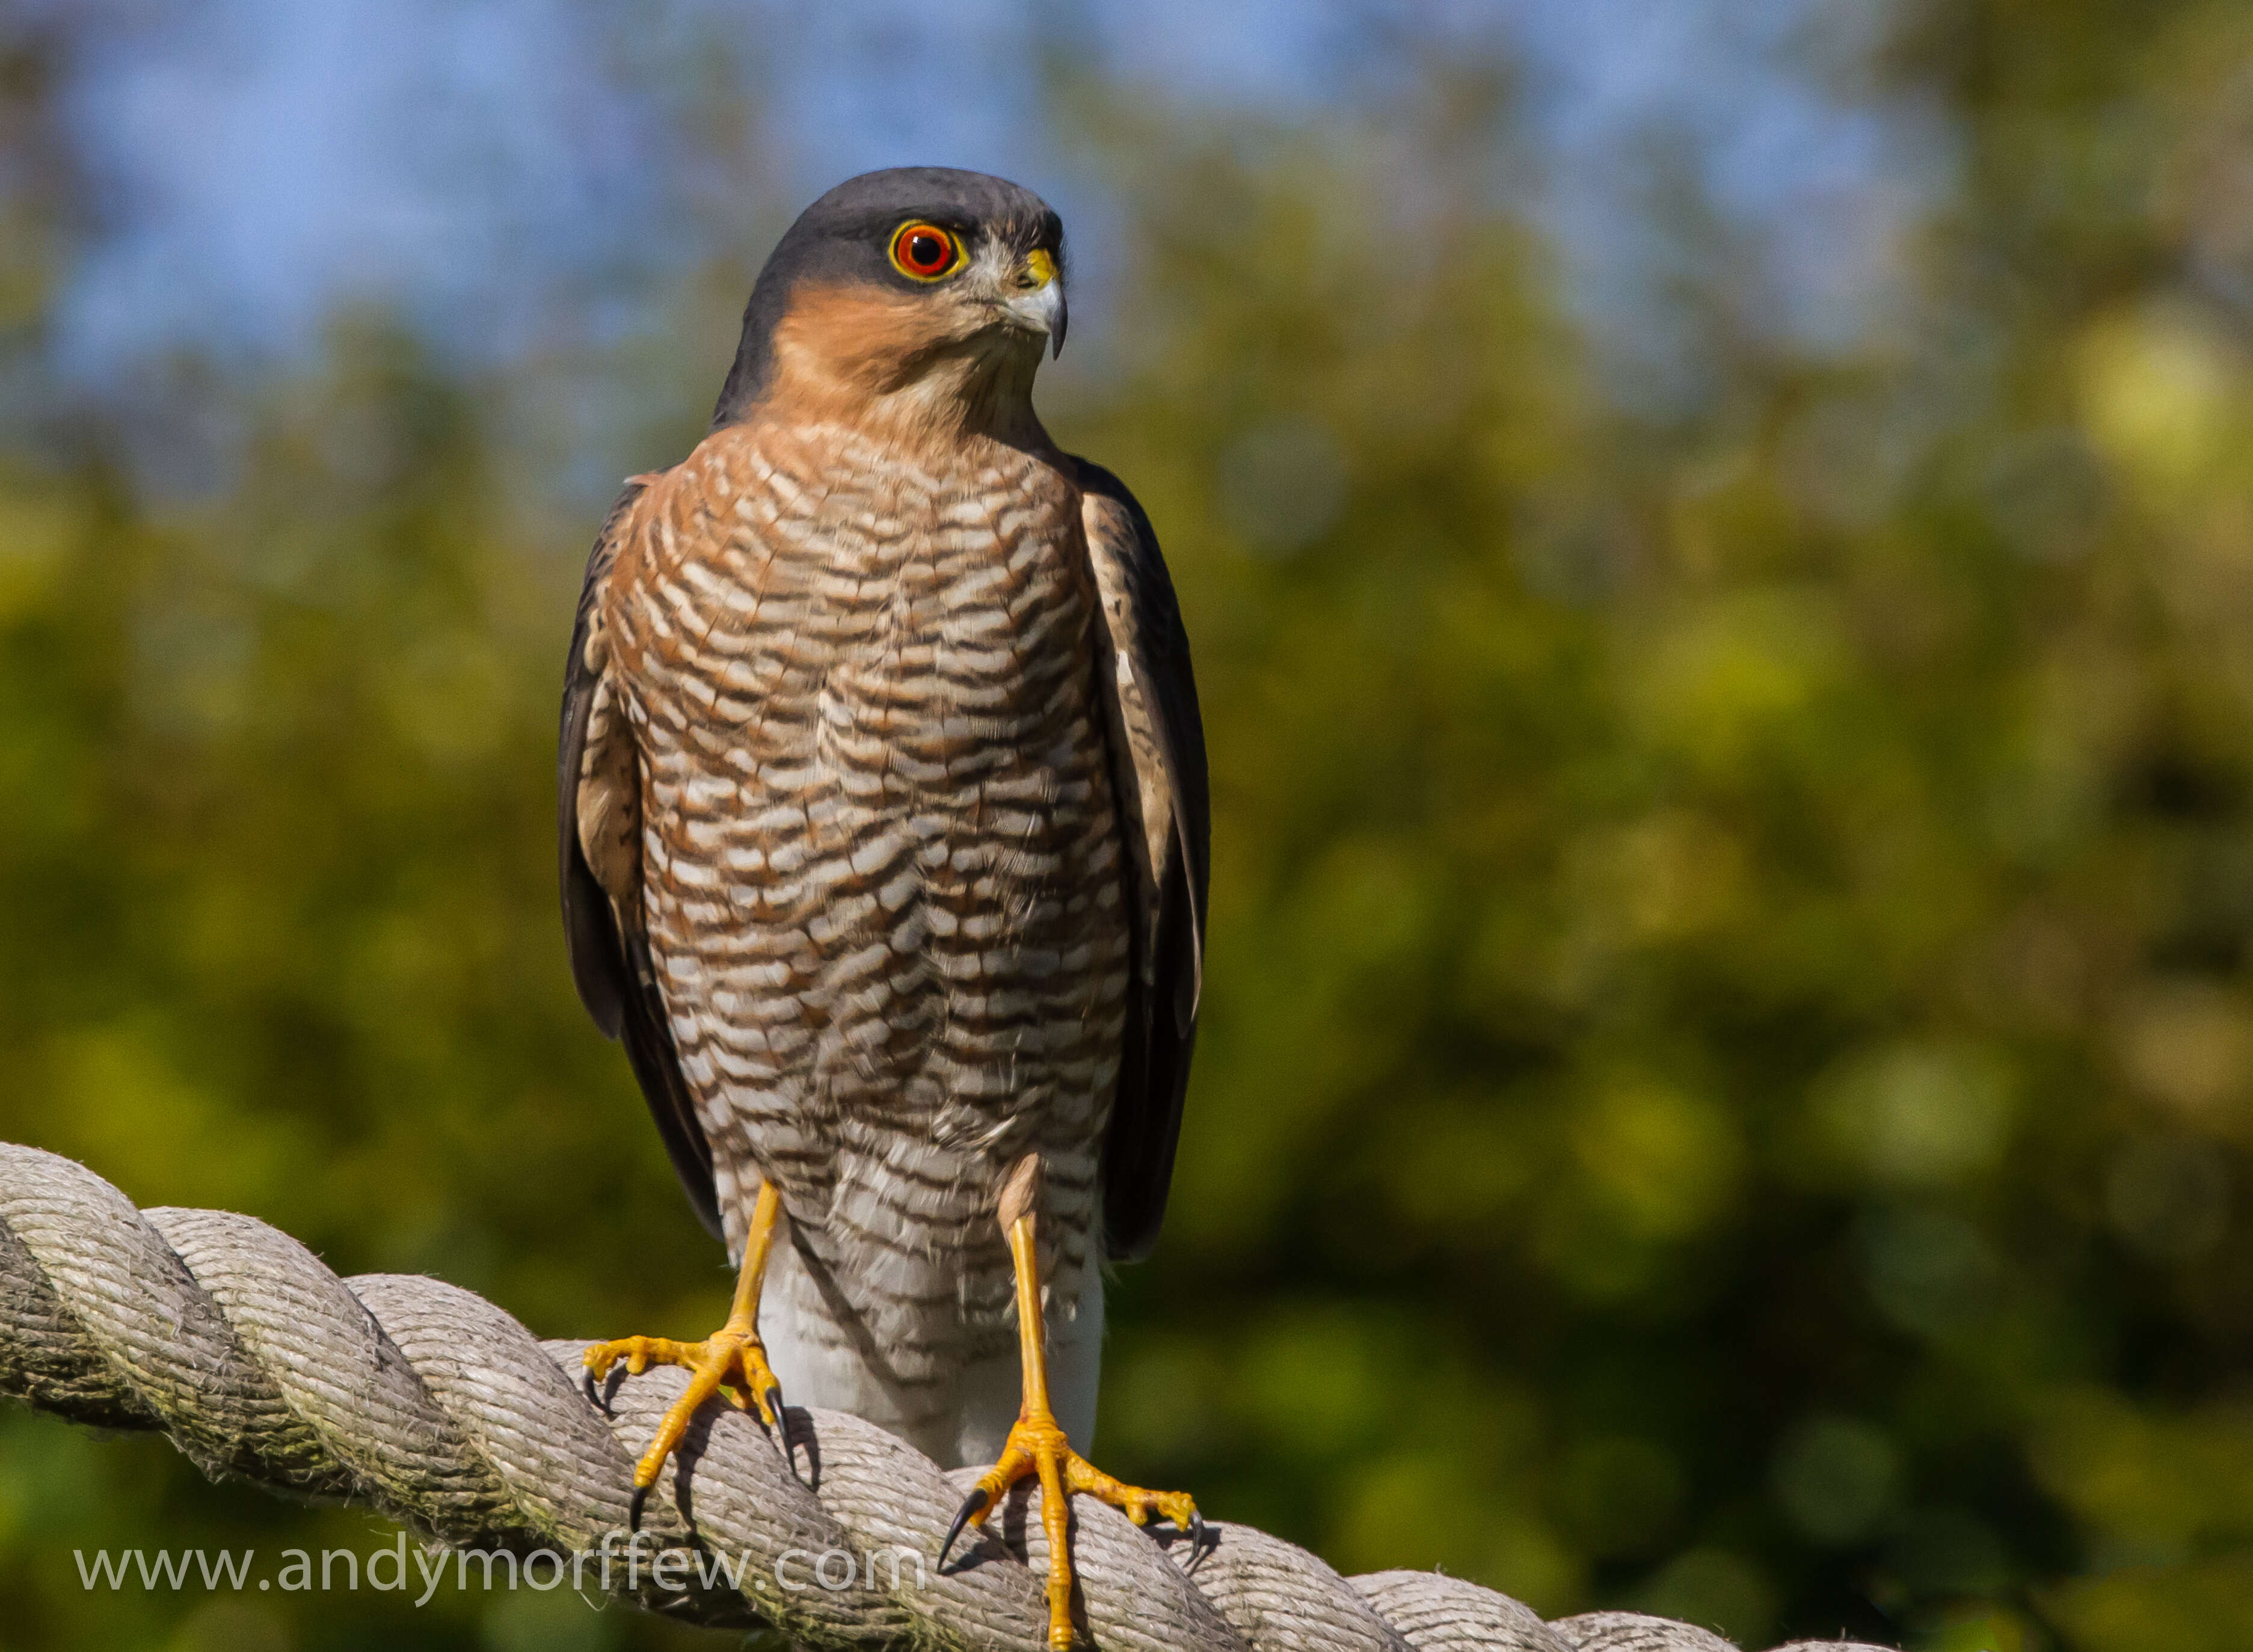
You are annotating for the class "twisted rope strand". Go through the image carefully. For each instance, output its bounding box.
[0,1144,1892,1652]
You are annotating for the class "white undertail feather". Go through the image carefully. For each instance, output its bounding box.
[755,1227,1105,1469]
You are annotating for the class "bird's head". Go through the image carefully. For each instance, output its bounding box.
[713,167,1067,440]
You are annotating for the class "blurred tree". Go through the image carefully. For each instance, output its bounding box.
[3,4,2253,1651]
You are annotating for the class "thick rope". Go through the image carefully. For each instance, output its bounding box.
[0,1144,1893,1652]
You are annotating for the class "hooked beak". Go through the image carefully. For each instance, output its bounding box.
[999,248,1067,358]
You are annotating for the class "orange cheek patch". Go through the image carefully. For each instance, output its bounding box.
[770,281,979,401]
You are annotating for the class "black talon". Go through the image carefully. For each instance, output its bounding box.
[628,1481,649,1532]
[765,1383,805,1484]
[938,1485,989,1570]
[1187,1507,1208,1567]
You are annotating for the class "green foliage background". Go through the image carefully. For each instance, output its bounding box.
[4,5,2253,1650]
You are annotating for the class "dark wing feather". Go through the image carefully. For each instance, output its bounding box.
[559,477,723,1240]
[1073,458,1211,1263]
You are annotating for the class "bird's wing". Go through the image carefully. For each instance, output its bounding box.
[1071,457,1211,1263]
[559,474,723,1240]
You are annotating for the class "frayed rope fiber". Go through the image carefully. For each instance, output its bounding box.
[0,1144,1892,1652]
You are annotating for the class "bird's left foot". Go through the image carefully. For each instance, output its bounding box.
[941,1409,1200,1650]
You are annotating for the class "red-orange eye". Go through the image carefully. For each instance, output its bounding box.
[889,221,961,280]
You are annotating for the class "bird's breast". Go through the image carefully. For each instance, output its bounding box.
[619,424,1096,756]
[608,419,1130,1134]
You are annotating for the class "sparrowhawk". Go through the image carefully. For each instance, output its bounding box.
[562,168,1208,1647]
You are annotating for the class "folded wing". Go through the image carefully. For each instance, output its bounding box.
[1073,458,1211,1263]
[558,476,723,1239]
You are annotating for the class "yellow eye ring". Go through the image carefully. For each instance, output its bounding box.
[889,221,964,281]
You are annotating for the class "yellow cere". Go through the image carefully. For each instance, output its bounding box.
[1022,248,1057,288]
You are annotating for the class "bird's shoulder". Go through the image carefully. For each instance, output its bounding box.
[580,426,793,617]
[1065,456,1194,681]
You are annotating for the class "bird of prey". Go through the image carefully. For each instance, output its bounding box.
[561,168,1208,1647]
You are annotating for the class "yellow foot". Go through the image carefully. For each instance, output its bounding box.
[582,1325,791,1523]
[939,1411,1202,1651]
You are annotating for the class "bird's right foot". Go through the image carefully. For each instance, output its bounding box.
[582,1181,791,1522]
[583,1323,788,1522]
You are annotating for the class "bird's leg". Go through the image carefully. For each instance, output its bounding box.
[583,1179,791,1520]
[940,1155,1200,1651]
